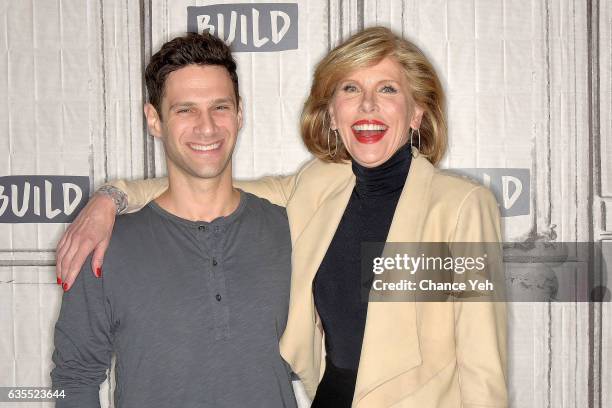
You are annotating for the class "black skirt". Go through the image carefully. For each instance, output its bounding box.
[311,356,358,408]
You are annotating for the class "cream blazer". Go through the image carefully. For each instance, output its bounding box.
[113,149,508,407]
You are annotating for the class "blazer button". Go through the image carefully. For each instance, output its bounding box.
[212,258,218,266]
[216,294,222,301]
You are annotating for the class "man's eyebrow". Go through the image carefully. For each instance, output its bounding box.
[210,98,236,107]
[168,101,197,110]
[168,99,236,110]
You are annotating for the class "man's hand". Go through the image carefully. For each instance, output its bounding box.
[55,194,117,290]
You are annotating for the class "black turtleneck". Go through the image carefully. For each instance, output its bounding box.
[311,143,412,406]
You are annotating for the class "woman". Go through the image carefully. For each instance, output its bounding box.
[57,27,507,407]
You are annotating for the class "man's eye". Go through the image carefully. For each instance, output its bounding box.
[380,85,397,94]
[216,105,230,110]
[176,108,192,114]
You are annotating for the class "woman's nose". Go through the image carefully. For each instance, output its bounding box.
[359,89,378,113]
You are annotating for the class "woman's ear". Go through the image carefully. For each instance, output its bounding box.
[144,103,163,139]
[410,105,425,130]
[328,105,337,130]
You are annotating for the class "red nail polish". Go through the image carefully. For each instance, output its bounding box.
[62,283,68,292]
[57,277,62,285]
[95,267,102,278]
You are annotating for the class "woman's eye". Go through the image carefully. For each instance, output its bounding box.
[380,85,397,94]
[342,84,358,92]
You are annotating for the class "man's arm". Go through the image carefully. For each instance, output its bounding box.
[51,256,114,407]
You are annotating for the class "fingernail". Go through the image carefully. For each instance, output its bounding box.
[95,267,102,278]
[57,277,62,285]
[62,283,68,292]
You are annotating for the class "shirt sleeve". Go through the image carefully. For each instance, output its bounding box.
[51,257,115,407]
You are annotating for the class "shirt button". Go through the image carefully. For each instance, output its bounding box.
[212,258,218,266]
[198,225,206,231]
[215,294,222,301]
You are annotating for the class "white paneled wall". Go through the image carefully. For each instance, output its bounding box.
[1,0,148,407]
[0,1,609,407]
[597,0,612,406]
[1,1,104,407]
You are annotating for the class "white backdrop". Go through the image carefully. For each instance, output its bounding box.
[0,0,610,407]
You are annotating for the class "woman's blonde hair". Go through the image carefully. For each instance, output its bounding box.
[301,26,447,165]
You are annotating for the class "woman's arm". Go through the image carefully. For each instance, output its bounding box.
[451,186,508,407]
[111,173,300,213]
[56,169,304,290]
[55,177,169,290]
[235,174,298,207]
[111,177,169,214]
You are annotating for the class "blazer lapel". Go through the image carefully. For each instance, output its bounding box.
[291,173,356,285]
[281,165,355,390]
[354,151,435,405]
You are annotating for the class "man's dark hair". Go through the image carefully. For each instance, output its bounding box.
[145,32,240,118]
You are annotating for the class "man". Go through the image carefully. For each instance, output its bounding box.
[51,33,296,407]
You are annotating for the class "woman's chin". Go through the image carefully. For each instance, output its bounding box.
[349,146,392,168]
[351,154,388,168]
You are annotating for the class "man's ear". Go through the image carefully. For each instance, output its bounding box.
[144,103,163,139]
[237,98,244,131]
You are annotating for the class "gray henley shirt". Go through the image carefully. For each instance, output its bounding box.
[51,191,296,408]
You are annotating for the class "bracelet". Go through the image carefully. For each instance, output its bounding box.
[96,185,128,215]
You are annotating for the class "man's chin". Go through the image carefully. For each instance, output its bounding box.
[165,153,233,182]
[188,161,232,181]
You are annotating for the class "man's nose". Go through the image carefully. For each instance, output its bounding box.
[194,111,217,135]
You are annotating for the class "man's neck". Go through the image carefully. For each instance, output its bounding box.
[155,168,240,222]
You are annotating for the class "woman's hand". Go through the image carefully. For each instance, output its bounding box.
[55,194,117,290]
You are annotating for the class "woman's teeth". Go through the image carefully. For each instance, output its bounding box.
[351,124,388,131]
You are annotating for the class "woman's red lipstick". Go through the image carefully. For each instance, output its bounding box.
[351,119,388,144]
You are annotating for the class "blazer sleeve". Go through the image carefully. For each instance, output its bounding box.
[234,174,298,207]
[234,159,319,206]
[103,158,318,213]
[451,186,508,407]
[103,173,297,213]
[105,178,168,214]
